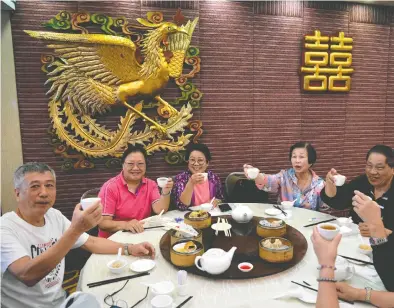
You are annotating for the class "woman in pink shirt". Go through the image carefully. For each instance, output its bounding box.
[172,144,224,211]
[98,145,173,237]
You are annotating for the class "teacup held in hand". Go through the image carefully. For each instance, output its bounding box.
[246,167,259,179]
[157,177,169,188]
[81,197,101,210]
[333,174,346,186]
[317,223,340,240]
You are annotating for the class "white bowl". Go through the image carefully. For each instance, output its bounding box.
[358,244,373,256]
[246,168,259,179]
[151,294,173,308]
[281,201,294,210]
[151,281,175,296]
[333,174,346,186]
[157,177,169,188]
[238,262,253,272]
[81,197,101,210]
[337,217,352,226]
[107,258,128,274]
[200,203,212,211]
[317,223,340,241]
[130,259,156,273]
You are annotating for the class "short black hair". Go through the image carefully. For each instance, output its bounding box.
[185,143,212,162]
[289,142,317,165]
[121,144,148,163]
[366,145,394,168]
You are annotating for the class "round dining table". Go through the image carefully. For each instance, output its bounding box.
[78,203,386,308]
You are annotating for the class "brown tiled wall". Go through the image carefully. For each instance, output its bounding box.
[11,1,394,218]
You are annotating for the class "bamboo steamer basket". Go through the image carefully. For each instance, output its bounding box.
[170,228,203,246]
[259,237,293,263]
[184,211,212,229]
[170,240,204,267]
[256,218,286,238]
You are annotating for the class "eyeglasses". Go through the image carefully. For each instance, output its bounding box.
[366,164,387,172]
[104,281,149,308]
[189,159,206,165]
[124,162,146,169]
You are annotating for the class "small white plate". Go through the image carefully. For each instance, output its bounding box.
[265,208,282,216]
[211,222,232,231]
[130,259,156,273]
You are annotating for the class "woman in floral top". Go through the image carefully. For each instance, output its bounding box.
[172,143,224,211]
[244,142,326,211]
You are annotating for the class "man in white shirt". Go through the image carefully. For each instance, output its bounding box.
[1,162,155,308]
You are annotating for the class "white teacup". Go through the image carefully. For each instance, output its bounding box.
[336,217,352,226]
[246,167,259,179]
[333,174,346,186]
[81,197,101,210]
[317,223,340,240]
[151,294,173,308]
[200,203,212,211]
[157,177,169,188]
[200,173,208,181]
[281,201,294,210]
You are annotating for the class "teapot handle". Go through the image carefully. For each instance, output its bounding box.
[195,256,204,271]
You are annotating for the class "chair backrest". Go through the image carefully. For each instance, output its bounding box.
[225,172,268,203]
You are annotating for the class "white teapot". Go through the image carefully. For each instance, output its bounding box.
[316,257,354,281]
[195,247,237,275]
[231,205,253,223]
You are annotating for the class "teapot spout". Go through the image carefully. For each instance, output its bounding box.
[225,246,237,262]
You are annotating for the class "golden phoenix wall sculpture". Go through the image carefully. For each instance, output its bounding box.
[25,10,202,170]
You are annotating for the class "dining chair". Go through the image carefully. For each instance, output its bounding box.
[225,172,268,203]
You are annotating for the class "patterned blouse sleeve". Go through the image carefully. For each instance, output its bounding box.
[172,172,191,211]
[212,173,224,201]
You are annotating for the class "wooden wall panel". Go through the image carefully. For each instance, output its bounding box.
[11,1,394,218]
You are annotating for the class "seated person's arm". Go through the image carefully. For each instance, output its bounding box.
[321,169,359,210]
[4,204,99,287]
[152,178,173,214]
[337,283,394,308]
[98,185,144,233]
[81,236,155,258]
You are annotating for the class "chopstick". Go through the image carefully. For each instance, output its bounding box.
[338,255,374,265]
[87,272,149,288]
[122,226,164,232]
[176,296,193,308]
[274,205,287,216]
[303,218,337,227]
[291,281,354,305]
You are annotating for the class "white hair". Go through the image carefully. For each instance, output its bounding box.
[14,162,56,189]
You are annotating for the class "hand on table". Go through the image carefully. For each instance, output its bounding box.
[125,219,144,233]
[129,242,155,258]
[311,226,342,266]
[336,282,364,302]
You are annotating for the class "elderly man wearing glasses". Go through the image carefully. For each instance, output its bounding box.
[321,144,394,237]
[98,145,173,237]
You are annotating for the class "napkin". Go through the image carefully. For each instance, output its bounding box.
[273,286,317,304]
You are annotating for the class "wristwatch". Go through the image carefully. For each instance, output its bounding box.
[369,237,388,246]
[124,244,130,256]
[364,287,372,303]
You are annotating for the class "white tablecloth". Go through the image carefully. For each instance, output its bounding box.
[79,204,385,308]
